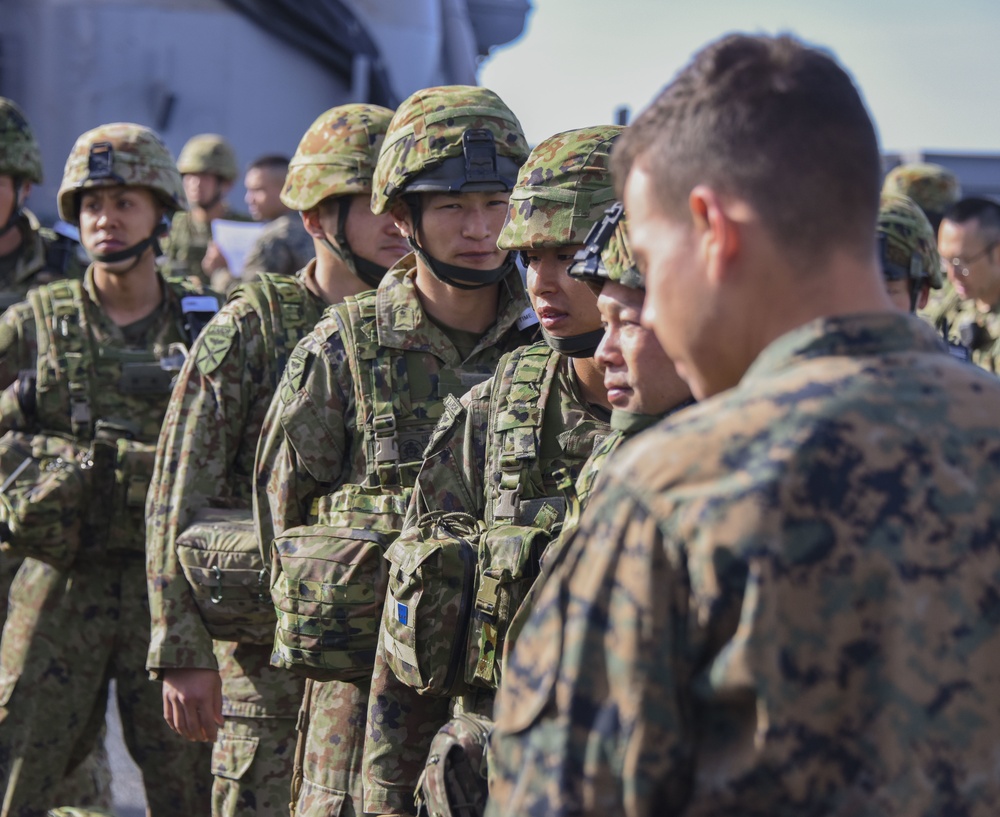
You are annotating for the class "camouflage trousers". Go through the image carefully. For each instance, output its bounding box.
[0,555,212,816]
[210,642,305,817]
[0,558,114,815]
[293,678,371,817]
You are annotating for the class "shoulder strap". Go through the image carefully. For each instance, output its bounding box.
[332,289,415,489]
[29,280,95,439]
[230,273,321,385]
[487,343,561,526]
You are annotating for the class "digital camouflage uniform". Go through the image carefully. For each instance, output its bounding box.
[242,213,315,283]
[364,125,622,816]
[147,103,397,817]
[255,86,534,817]
[925,290,1000,372]
[488,312,1000,817]
[0,124,214,817]
[162,134,250,288]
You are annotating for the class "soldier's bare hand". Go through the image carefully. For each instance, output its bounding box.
[162,667,223,743]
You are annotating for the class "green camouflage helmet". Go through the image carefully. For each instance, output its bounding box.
[877,193,943,290]
[498,124,623,250]
[882,162,960,220]
[370,85,529,215]
[281,103,395,211]
[176,133,239,181]
[568,202,644,290]
[0,97,42,183]
[57,123,187,224]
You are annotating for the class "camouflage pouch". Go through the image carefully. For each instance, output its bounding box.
[414,711,493,817]
[176,507,273,643]
[0,430,87,569]
[270,483,408,682]
[382,513,481,697]
[465,523,554,690]
[107,438,157,552]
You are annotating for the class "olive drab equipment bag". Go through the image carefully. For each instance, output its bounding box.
[0,278,215,567]
[0,431,87,569]
[414,711,493,817]
[176,507,272,643]
[270,289,485,682]
[381,343,568,696]
[172,273,321,643]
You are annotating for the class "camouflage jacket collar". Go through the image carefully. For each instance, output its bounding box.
[9,210,47,285]
[374,253,533,363]
[744,311,948,386]
[82,264,186,347]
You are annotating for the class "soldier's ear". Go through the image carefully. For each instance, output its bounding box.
[300,207,324,240]
[390,200,414,238]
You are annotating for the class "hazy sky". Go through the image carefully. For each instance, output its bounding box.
[479,0,997,155]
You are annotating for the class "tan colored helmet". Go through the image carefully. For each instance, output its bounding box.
[498,125,622,250]
[878,193,943,290]
[370,85,528,215]
[0,97,42,183]
[57,123,186,224]
[176,133,239,181]
[281,104,395,212]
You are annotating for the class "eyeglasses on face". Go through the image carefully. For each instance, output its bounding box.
[941,241,998,278]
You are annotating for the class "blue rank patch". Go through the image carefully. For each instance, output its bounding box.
[397,602,409,626]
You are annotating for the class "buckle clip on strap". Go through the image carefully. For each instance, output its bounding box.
[373,413,399,464]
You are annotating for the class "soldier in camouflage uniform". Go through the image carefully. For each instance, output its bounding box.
[488,33,1000,817]
[254,85,537,817]
[0,100,108,815]
[162,134,250,290]
[926,197,1000,372]
[877,193,943,315]
[0,123,215,816]
[364,125,624,817]
[146,103,407,817]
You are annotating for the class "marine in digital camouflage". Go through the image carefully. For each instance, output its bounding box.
[255,257,535,817]
[241,213,315,282]
[146,271,325,817]
[882,161,961,228]
[488,312,1000,817]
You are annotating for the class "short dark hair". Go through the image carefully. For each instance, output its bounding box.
[942,197,1000,240]
[612,33,881,266]
[247,154,290,175]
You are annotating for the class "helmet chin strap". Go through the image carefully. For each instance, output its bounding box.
[88,220,168,273]
[406,235,513,291]
[0,184,24,241]
[539,326,605,358]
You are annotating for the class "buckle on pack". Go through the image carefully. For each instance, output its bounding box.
[475,574,501,618]
[494,483,522,521]
[373,414,399,464]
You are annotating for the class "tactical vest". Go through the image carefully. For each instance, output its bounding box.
[0,277,210,565]
[270,288,495,682]
[176,273,322,643]
[382,343,603,697]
